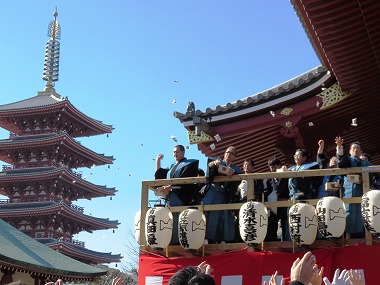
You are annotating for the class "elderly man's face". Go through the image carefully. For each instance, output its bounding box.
[224,148,236,163]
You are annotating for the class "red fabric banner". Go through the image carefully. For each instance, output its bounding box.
[138,244,378,285]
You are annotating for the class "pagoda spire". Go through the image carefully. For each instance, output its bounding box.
[40,8,61,96]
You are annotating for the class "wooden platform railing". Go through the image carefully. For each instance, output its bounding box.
[139,166,380,256]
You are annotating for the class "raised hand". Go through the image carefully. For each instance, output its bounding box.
[198,261,214,275]
[323,268,349,285]
[290,251,317,285]
[348,270,365,285]
[335,136,344,148]
[311,266,324,285]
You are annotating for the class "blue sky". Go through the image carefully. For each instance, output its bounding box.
[0,1,320,269]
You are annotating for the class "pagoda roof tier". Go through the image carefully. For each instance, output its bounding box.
[0,132,114,168]
[44,240,122,264]
[0,200,119,232]
[0,219,107,281]
[0,93,113,138]
[0,166,117,200]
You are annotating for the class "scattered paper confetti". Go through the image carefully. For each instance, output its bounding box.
[186,145,190,149]
[172,99,176,104]
[171,135,177,142]
[316,101,320,107]
[210,143,216,150]
[270,110,275,117]
[214,134,221,142]
[174,80,179,83]
[351,118,357,127]
[308,122,314,126]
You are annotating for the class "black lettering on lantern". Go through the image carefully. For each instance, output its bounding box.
[146,208,158,245]
[242,202,258,242]
[179,210,190,248]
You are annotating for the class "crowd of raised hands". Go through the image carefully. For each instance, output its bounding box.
[167,251,364,285]
[263,251,365,285]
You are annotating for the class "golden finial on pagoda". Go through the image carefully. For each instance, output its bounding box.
[41,8,61,93]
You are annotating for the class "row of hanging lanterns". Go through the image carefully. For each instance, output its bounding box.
[134,190,380,249]
[135,205,207,250]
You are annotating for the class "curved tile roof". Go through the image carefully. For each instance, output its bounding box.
[0,166,117,197]
[174,66,330,123]
[0,94,113,136]
[45,240,122,261]
[0,200,119,228]
[0,94,63,111]
[0,219,106,280]
[0,132,115,166]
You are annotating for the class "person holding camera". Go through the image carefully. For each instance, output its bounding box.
[202,146,243,244]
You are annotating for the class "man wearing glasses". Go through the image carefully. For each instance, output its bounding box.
[202,146,243,243]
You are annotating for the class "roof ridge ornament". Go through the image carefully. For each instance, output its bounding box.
[39,8,61,98]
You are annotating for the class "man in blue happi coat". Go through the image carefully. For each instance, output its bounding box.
[335,136,371,238]
[316,139,342,198]
[155,145,199,244]
[202,146,243,243]
[287,149,322,201]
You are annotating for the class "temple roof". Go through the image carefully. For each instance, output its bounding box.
[0,132,114,167]
[0,166,117,199]
[0,200,119,231]
[0,94,113,137]
[45,241,122,264]
[174,1,380,172]
[174,66,331,124]
[0,219,106,281]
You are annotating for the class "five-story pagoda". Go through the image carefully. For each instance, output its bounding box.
[0,11,121,265]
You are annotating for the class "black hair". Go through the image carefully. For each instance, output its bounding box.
[350,141,362,149]
[244,158,255,166]
[168,266,215,285]
[295,149,311,159]
[268,157,281,166]
[174,145,185,152]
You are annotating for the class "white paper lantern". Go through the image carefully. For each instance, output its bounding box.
[316,197,346,238]
[289,203,318,245]
[239,201,268,244]
[134,210,141,244]
[178,208,206,250]
[145,205,173,249]
[362,190,380,233]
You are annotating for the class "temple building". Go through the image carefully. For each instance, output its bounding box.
[0,11,121,265]
[0,219,108,284]
[174,0,380,172]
